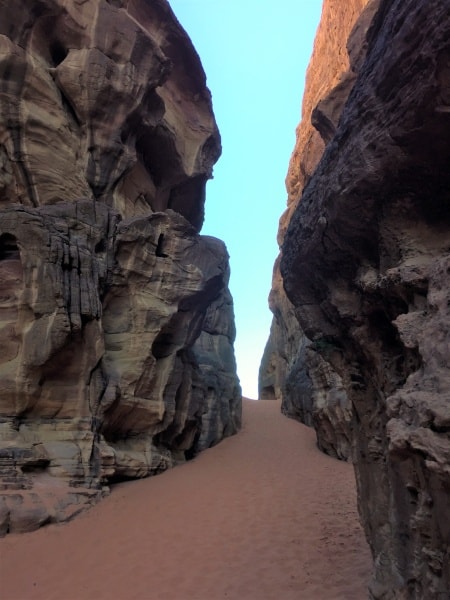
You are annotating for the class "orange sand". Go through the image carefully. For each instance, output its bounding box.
[0,399,372,600]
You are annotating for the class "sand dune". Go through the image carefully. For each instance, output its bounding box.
[0,399,372,600]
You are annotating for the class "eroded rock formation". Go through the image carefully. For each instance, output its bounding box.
[262,0,450,597]
[259,0,372,462]
[0,0,241,534]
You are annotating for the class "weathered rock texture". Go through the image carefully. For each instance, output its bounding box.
[259,0,372,462]
[0,0,241,534]
[263,0,450,597]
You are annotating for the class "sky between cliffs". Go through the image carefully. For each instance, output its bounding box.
[168,0,322,398]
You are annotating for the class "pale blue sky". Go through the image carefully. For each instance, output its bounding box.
[168,1,322,398]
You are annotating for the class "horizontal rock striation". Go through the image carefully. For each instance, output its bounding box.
[278,0,450,597]
[0,0,241,534]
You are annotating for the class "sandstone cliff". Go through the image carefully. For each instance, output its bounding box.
[262,0,450,597]
[259,0,372,461]
[0,0,241,534]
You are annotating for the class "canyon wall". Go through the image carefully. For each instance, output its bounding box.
[262,0,450,598]
[0,0,241,534]
[259,0,373,460]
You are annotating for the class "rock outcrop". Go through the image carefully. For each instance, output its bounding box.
[0,0,241,534]
[259,0,372,462]
[263,0,450,597]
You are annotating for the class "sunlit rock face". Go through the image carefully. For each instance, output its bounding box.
[0,0,241,534]
[268,0,450,597]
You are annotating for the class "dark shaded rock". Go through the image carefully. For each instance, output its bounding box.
[279,0,450,597]
[259,0,372,462]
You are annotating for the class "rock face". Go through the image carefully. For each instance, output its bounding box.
[263,0,450,597]
[259,0,372,462]
[0,0,241,534]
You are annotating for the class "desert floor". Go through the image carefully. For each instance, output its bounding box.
[0,399,372,600]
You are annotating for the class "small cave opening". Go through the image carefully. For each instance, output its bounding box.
[141,89,165,122]
[49,39,68,67]
[20,458,50,473]
[406,485,419,504]
[155,233,168,258]
[369,308,404,348]
[95,239,106,254]
[0,233,20,261]
[136,125,180,188]
[152,329,176,359]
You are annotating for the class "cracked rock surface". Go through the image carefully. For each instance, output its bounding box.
[0,0,241,534]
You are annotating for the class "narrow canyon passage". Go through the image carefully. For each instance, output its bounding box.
[0,400,371,600]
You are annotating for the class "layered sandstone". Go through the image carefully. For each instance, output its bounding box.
[0,0,241,534]
[265,0,450,597]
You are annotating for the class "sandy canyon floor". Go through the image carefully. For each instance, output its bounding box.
[0,399,372,600]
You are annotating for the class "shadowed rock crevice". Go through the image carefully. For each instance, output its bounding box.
[0,233,20,261]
